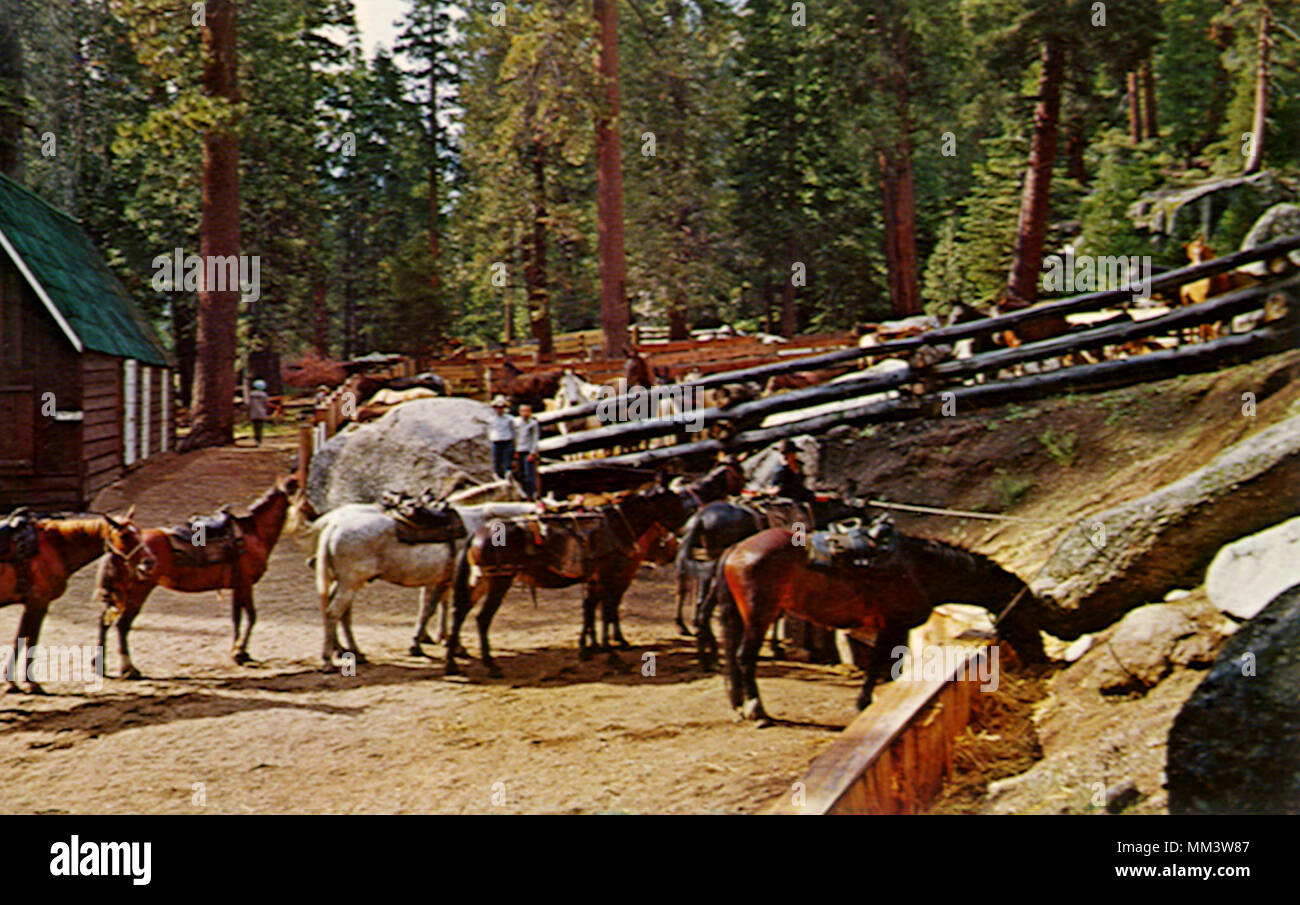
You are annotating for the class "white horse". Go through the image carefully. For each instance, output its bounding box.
[308,482,537,669]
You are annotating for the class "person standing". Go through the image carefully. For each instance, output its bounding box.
[514,403,541,498]
[248,379,270,446]
[769,439,815,502]
[487,395,516,480]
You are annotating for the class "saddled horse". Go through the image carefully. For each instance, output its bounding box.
[92,474,299,678]
[703,527,1047,725]
[675,497,875,638]
[309,495,540,670]
[445,459,744,677]
[0,508,154,693]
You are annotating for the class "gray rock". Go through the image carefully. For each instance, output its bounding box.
[1031,413,1300,638]
[1167,582,1300,814]
[1094,604,1201,693]
[1239,202,1300,276]
[307,397,497,512]
[1206,515,1300,620]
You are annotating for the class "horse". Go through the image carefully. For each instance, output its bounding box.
[308,496,540,670]
[91,473,300,679]
[444,459,744,677]
[674,497,872,639]
[0,509,154,693]
[501,359,565,411]
[702,528,1047,725]
[1179,237,1257,342]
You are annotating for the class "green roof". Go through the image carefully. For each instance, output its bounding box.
[0,173,171,367]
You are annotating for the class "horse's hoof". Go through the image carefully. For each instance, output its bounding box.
[615,640,632,651]
[408,644,425,657]
[452,644,470,659]
[232,651,252,665]
[485,663,503,679]
[677,624,694,637]
[444,660,461,677]
[770,645,785,660]
[415,633,434,645]
[121,667,143,681]
[319,661,336,674]
[351,653,369,666]
[741,699,768,722]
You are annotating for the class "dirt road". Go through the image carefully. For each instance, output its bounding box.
[0,444,859,813]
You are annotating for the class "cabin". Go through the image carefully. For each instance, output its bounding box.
[0,173,174,511]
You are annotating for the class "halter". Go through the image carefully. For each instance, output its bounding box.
[103,532,150,568]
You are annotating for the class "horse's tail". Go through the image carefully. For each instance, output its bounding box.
[696,544,736,669]
[675,510,705,613]
[311,520,336,599]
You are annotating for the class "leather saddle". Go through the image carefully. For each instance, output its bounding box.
[381,489,467,545]
[0,508,38,564]
[807,514,896,571]
[524,512,611,579]
[762,499,813,531]
[166,509,245,567]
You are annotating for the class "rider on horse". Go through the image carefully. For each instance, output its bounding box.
[769,439,815,503]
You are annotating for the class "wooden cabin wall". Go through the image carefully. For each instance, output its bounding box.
[0,263,84,510]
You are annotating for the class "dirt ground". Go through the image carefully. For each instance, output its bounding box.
[0,441,869,814]
[4,350,1297,814]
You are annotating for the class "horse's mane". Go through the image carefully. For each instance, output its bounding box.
[899,532,1019,580]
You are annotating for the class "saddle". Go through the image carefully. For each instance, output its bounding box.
[762,499,813,531]
[381,489,467,545]
[807,515,896,571]
[166,509,245,567]
[0,508,38,564]
[523,511,614,579]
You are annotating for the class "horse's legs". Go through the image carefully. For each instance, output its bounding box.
[578,584,600,661]
[474,583,509,678]
[412,586,437,650]
[768,618,785,660]
[859,622,908,711]
[339,603,367,665]
[599,591,626,664]
[737,620,771,724]
[231,584,256,665]
[720,595,745,711]
[5,602,49,694]
[675,564,694,636]
[321,582,355,671]
[444,562,492,677]
[115,607,143,680]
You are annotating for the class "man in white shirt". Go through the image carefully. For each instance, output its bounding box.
[514,403,541,498]
[487,396,515,480]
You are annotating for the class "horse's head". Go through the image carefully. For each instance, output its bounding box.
[102,506,156,581]
[703,455,745,499]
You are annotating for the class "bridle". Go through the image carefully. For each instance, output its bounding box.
[102,526,152,574]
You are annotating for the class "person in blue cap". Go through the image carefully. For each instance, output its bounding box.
[248,379,270,446]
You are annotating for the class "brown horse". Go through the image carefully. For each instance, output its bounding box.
[445,460,743,677]
[1179,237,1257,341]
[0,509,154,693]
[92,474,299,678]
[703,528,1046,725]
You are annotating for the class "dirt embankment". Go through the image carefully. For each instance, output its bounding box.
[1,351,1296,814]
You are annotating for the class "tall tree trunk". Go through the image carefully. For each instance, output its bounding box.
[0,10,23,182]
[1007,36,1064,306]
[173,300,196,409]
[667,296,689,341]
[1127,70,1142,143]
[594,0,628,357]
[1139,57,1158,142]
[184,0,240,450]
[1243,3,1271,174]
[525,145,553,360]
[1064,115,1088,183]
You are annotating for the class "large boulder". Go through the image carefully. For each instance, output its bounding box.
[1031,413,1300,638]
[1206,515,1300,620]
[1167,583,1300,814]
[1089,603,1224,694]
[1239,202,1300,276]
[307,397,497,512]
